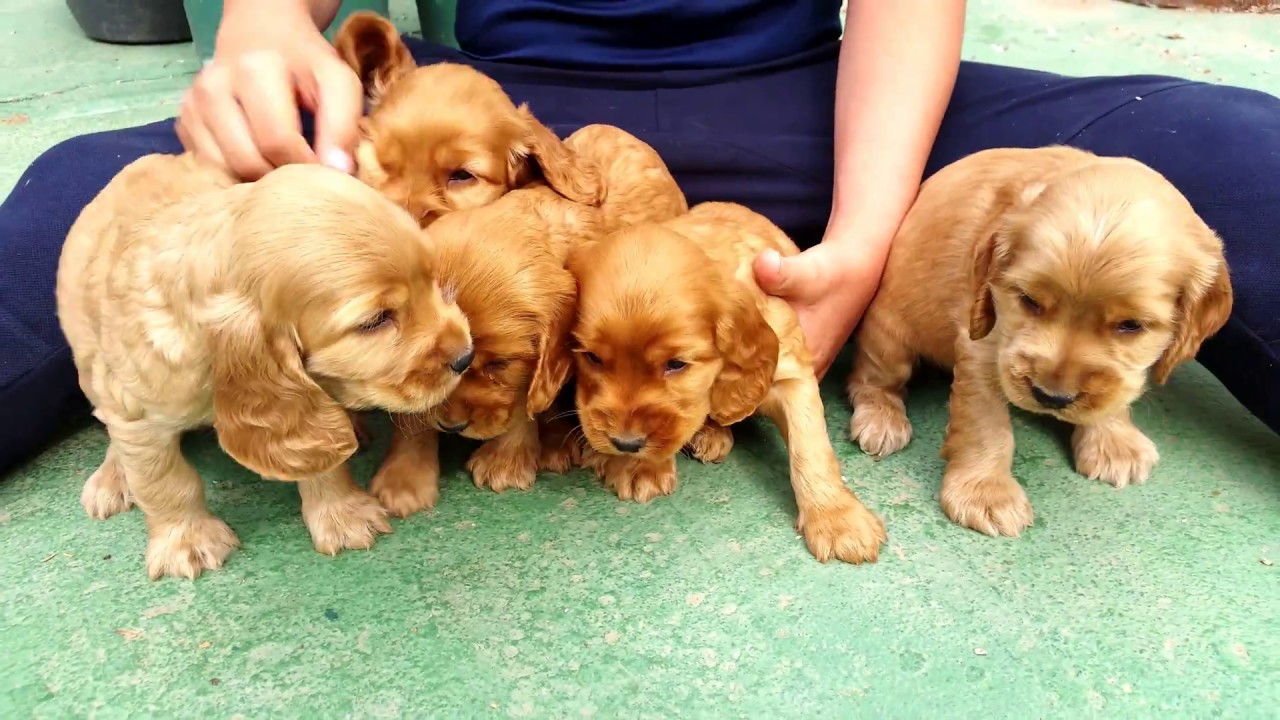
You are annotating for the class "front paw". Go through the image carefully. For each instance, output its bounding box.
[849,397,912,458]
[467,441,537,493]
[302,490,391,556]
[940,468,1034,537]
[538,429,584,474]
[1072,423,1160,489]
[370,453,439,518]
[796,494,887,564]
[684,422,733,464]
[81,455,132,520]
[145,515,240,580]
[598,457,677,503]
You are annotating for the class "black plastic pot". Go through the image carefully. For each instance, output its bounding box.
[66,0,192,45]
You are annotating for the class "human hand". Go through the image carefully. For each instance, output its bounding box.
[753,239,888,379]
[176,1,363,180]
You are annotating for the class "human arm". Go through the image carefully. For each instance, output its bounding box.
[175,0,363,180]
[753,0,966,378]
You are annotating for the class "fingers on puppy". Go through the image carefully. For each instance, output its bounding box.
[58,153,473,579]
[847,146,1232,537]
[568,202,888,565]
[333,11,604,228]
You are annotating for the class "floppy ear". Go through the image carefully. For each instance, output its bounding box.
[968,229,1001,341]
[333,11,415,104]
[513,105,605,206]
[708,288,779,426]
[1151,232,1233,385]
[208,304,357,481]
[527,270,579,417]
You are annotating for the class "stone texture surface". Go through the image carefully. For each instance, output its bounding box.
[2,0,1279,717]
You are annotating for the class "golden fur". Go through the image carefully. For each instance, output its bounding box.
[57,154,473,579]
[370,124,688,515]
[569,202,887,564]
[847,146,1233,537]
[334,12,604,226]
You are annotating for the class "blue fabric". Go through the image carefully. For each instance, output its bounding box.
[1,39,1277,474]
[454,0,844,70]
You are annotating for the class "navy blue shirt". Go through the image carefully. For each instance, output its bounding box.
[454,0,843,71]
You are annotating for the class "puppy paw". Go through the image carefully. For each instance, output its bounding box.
[796,495,887,564]
[81,455,132,520]
[538,431,583,475]
[1072,423,1160,489]
[467,441,537,493]
[940,470,1034,537]
[369,456,439,518]
[145,515,239,580]
[600,457,678,503]
[684,422,733,464]
[303,490,391,556]
[849,399,912,458]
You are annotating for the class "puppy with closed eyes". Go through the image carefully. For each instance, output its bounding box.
[333,11,604,226]
[569,202,887,564]
[58,154,473,579]
[847,146,1232,537]
[370,124,688,516]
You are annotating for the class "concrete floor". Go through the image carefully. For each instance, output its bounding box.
[1,0,1278,717]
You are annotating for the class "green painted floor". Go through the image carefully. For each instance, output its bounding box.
[2,0,1278,717]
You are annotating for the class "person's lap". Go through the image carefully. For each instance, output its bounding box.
[1,41,1276,473]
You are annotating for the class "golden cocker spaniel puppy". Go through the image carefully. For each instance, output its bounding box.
[57,154,474,579]
[569,202,887,564]
[847,146,1232,537]
[370,124,688,516]
[333,11,604,226]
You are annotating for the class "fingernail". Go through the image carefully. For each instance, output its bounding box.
[321,148,354,174]
[763,249,783,274]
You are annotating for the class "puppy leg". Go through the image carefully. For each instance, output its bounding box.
[759,379,886,564]
[298,465,391,555]
[683,420,734,464]
[369,420,440,517]
[590,453,678,503]
[938,344,1034,537]
[111,430,239,580]
[1072,408,1160,489]
[848,313,917,458]
[537,415,584,474]
[81,444,134,520]
[468,412,539,493]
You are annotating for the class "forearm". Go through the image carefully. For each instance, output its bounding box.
[827,0,966,253]
[222,0,343,31]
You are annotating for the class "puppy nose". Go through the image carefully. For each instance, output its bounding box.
[440,420,469,433]
[449,347,475,374]
[1031,385,1076,410]
[609,435,646,454]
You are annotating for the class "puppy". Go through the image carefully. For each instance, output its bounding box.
[57,154,474,579]
[370,124,687,516]
[847,146,1232,537]
[569,202,887,564]
[333,11,604,226]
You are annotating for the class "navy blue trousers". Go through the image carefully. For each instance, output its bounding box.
[2,39,1277,473]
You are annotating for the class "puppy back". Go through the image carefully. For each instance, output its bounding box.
[565,124,688,230]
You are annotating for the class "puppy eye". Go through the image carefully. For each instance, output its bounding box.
[356,309,394,333]
[664,359,688,374]
[485,358,509,372]
[1116,319,1144,335]
[448,169,475,184]
[1019,293,1043,315]
[583,351,603,366]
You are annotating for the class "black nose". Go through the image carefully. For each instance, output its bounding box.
[1031,385,1076,410]
[449,347,475,374]
[609,435,646,454]
[440,420,468,434]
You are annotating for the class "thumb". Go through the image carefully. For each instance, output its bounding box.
[753,248,823,301]
[310,57,364,174]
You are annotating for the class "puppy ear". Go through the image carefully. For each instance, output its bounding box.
[209,303,357,481]
[527,271,579,417]
[709,289,779,426]
[968,229,1001,341]
[514,105,605,206]
[333,11,415,104]
[1151,229,1233,385]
